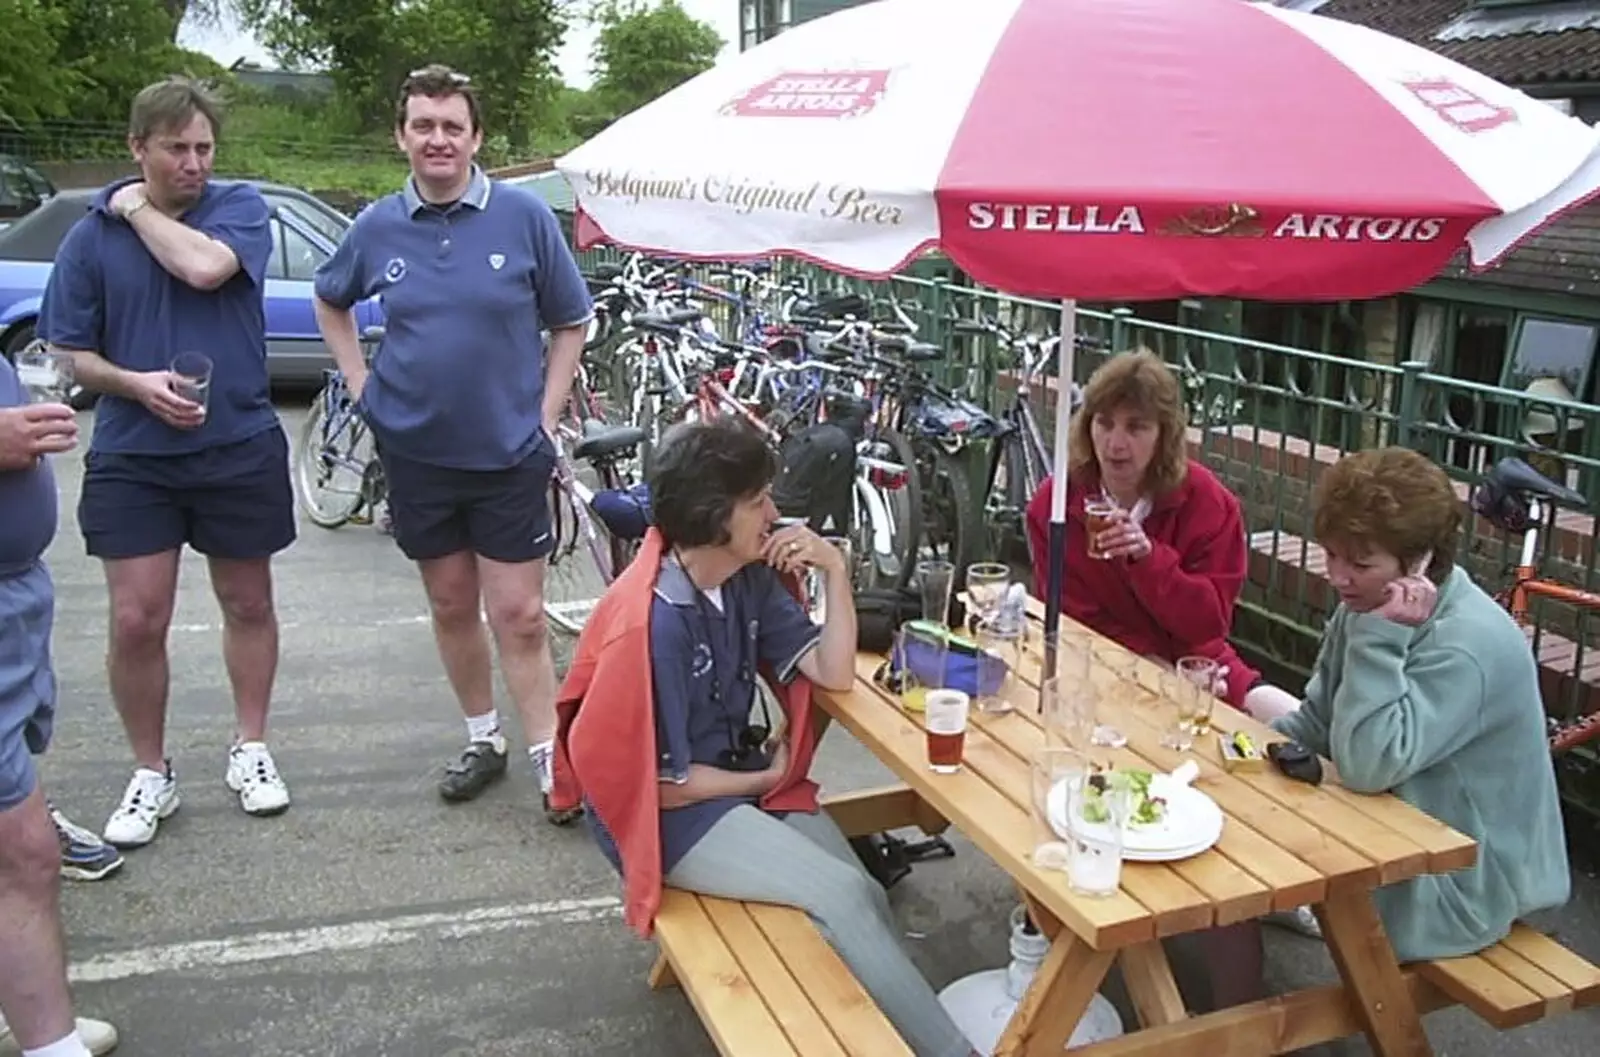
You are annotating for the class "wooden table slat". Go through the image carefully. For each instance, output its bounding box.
[967,703,1274,928]
[818,655,1153,950]
[1017,595,1477,877]
[1009,625,1439,888]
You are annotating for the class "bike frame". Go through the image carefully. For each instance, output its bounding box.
[1506,496,1600,623]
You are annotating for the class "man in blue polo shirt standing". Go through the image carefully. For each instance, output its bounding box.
[37,77,294,849]
[313,66,594,821]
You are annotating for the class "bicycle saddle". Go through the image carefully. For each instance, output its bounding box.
[631,307,704,335]
[571,421,647,461]
[1471,456,1588,534]
[876,334,943,361]
[1484,456,1587,507]
[793,292,870,320]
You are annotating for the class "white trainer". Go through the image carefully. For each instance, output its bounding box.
[103,766,179,848]
[0,1014,119,1056]
[1265,904,1324,940]
[225,741,291,816]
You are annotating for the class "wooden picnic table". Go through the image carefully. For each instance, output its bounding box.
[811,608,1481,1057]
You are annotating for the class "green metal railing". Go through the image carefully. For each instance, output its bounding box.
[578,250,1600,727]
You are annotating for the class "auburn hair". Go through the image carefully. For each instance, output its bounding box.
[1311,447,1460,579]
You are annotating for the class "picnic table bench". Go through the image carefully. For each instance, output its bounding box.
[643,600,1600,1056]
[645,786,946,1056]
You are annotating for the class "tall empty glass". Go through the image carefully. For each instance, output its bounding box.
[14,341,75,404]
[893,622,948,714]
[1160,668,1199,751]
[1066,776,1129,898]
[1088,641,1132,749]
[965,562,1010,627]
[170,351,213,418]
[1030,747,1088,871]
[973,616,1023,715]
[917,560,955,626]
[1041,675,1094,753]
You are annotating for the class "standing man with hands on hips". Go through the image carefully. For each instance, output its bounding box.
[0,362,119,1056]
[312,66,595,820]
[37,76,295,850]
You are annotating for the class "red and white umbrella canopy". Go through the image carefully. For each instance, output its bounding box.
[558,0,1600,302]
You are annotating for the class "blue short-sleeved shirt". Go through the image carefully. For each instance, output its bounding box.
[313,167,594,472]
[37,179,277,456]
[588,557,822,874]
[0,361,57,571]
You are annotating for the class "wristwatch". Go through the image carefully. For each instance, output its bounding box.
[119,192,149,220]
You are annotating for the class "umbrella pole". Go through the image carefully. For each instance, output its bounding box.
[1040,299,1078,711]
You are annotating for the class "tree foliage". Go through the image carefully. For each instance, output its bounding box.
[0,0,224,128]
[589,0,722,123]
[234,0,574,146]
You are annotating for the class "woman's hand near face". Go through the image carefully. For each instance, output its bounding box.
[1372,575,1438,626]
[762,524,843,577]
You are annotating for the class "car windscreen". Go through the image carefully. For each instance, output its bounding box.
[0,194,92,261]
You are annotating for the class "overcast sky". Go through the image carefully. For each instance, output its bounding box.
[177,1,742,89]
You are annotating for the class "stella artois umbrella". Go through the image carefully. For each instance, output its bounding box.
[556,0,1600,677]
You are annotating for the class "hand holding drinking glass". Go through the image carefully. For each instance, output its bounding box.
[14,341,75,404]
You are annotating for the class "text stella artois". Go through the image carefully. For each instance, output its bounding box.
[966,202,1447,242]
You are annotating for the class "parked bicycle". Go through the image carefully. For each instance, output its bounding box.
[293,325,387,530]
[1470,455,1600,757]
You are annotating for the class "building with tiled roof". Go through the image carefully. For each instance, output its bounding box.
[1245,1,1600,450]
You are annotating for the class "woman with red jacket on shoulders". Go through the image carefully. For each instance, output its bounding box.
[1026,348,1299,714]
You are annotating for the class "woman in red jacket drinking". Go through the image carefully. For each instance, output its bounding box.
[1024,348,1299,721]
[1025,348,1316,984]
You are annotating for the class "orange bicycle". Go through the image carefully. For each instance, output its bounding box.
[1470,456,1600,754]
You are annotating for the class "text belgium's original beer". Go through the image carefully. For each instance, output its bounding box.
[924,689,970,773]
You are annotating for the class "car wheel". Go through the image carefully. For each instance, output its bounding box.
[3,321,97,410]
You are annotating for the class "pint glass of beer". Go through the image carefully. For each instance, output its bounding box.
[1084,496,1119,560]
[924,688,970,774]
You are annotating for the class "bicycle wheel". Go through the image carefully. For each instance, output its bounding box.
[545,469,621,635]
[916,440,979,573]
[293,395,375,529]
[858,427,922,590]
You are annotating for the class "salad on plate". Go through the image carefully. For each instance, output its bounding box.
[1078,768,1169,829]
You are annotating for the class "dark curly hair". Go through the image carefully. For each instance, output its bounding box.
[649,417,777,548]
[1311,447,1461,580]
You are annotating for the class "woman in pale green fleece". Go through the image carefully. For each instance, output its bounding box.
[1273,447,1570,961]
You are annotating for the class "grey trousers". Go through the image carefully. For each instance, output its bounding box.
[667,805,972,1057]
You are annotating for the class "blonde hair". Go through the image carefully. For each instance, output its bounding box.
[1067,348,1189,496]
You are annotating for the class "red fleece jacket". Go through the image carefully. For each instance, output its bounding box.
[548,528,821,938]
[1025,460,1260,707]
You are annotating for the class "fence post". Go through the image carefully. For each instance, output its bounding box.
[1397,360,1427,449]
[926,276,955,387]
[1110,306,1134,352]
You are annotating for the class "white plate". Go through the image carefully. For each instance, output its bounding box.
[1047,776,1224,859]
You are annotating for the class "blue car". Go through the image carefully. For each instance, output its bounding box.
[0,180,384,404]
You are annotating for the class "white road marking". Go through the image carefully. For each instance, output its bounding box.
[69,895,623,983]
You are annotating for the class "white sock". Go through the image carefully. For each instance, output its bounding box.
[528,739,553,762]
[24,1031,93,1057]
[465,711,501,744]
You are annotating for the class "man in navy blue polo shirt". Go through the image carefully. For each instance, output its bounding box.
[37,77,295,850]
[313,66,594,820]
